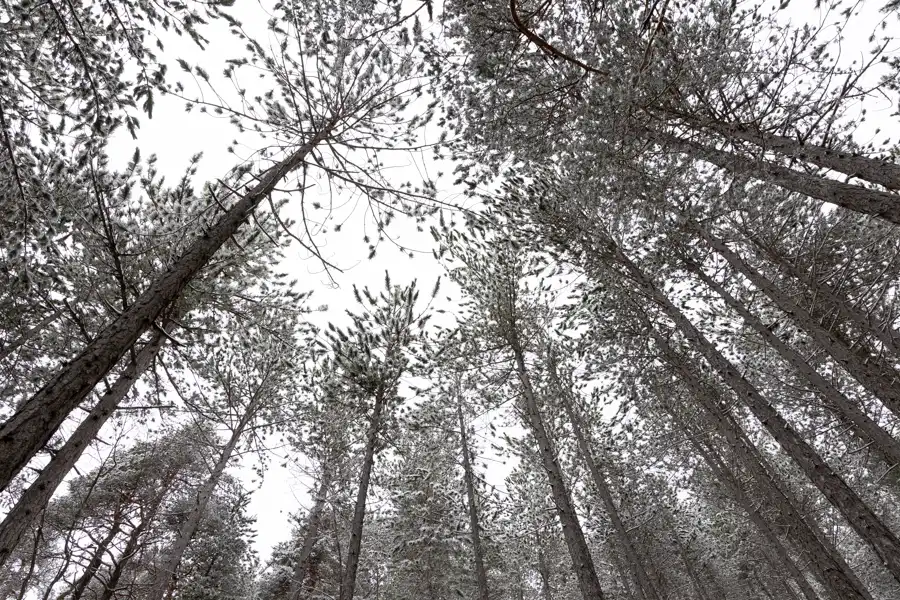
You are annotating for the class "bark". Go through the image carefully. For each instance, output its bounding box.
[99,491,168,600]
[684,118,900,191]
[695,224,900,420]
[656,131,900,224]
[288,472,331,600]
[671,534,712,600]
[145,394,259,600]
[0,329,167,570]
[510,341,607,600]
[683,257,900,470]
[457,402,490,600]
[70,510,124,600]
[535,528,554,600]
[339,386,387,600]
[0,125,333,492]
[623,247,900,587]
[742,229,900,362]
[680,418,821,600]
[651,330,869,600]
[552,366,659,600]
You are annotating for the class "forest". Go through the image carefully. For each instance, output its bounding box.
[1,0,900,598]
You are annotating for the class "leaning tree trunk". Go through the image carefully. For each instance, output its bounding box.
[0,125,333,492]
[653,131,900,224]
[667,404,821,600]
[680,117,900,192]
[509,340,607,600]
[741,229,900,362]
[650,329,871,600]
[339,386,387,600]
[288,471,332,600]
[552,371,660,600]
[694,224,900,420]
[615,245,900,585]
[0,328,168,570]
[146,392,260,600]
[70,508,124,600]
[457,402,491,600]
[682,256,900,471]
[99,488,170,600]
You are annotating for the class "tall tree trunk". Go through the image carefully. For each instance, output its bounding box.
[671,533,712,600]
[0,125,333,492]
[99,491,169,600]
[695,224,900,420]
[654,131,900,224]
[509,340,607,600]
[535,527,554,600]
[651,329,869,600]
[683,425,821,600]
[615,245,900,586]
[288,472,332,600]
[681,118,900,191]
[457,401,490,600]
[0,329,167,570]
[550,363,659,600]
[682,256,900,470]
[339,387,387,600]
[146,393,260,600]
[70,509,124,600]
[742,229,900,362]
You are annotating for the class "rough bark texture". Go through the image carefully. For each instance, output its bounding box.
[0,126,332,492]
[457,402,491,600]
[696,225,900,420]
[0,330,167,570]
[657,132,900,224]
[624,248,900,586]
[146,394,259,600]
[339,387,386,600]
[684,257,900,470]
[742,230,900,361]
[685,118,900,191]
[556,379,659,600]
[650,330,872,600]
[510,342,607,600]
[288,473,332,600]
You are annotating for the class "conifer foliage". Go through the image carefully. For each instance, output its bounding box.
[3,0,900,599]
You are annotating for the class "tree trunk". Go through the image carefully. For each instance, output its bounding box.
[683,256,900,470]
[339,387,387,600]
[742,229,900,362]
[535,527,554,600]
[70,509,124,600]
[616,245,900,586]
[683,422,821,600]
[0,125,333,492]
[552,367,659,600]
[682,118,900,191]
[99,491,168,600]
[288,472,331,600]
[695,224,900,420]
[0,329,167,570]
[671,534,712,600]
[146,393,259,600]
[651,329,869,600]
[457,402,490,600]
[510,341,607,600]
[655,131,900,224]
